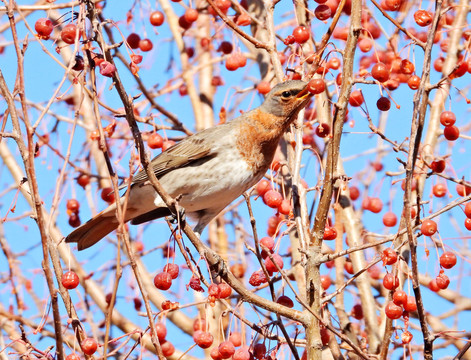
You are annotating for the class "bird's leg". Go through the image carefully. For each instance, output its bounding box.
[168,205,186,227]
[166,193,185,225]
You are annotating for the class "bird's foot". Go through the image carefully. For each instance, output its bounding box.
[169,207,186,226]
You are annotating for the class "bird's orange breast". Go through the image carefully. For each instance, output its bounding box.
[235,109,287,176]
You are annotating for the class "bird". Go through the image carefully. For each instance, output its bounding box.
[66,80,312,250]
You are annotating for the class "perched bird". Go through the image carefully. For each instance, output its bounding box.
[66,80,312,250]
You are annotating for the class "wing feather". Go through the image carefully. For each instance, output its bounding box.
[131,125,226,184]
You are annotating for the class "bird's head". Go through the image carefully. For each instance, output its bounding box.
[259,80,312,118]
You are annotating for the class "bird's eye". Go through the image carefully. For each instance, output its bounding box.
[281,91,291,98]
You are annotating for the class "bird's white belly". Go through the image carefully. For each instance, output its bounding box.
[162,155,258,212]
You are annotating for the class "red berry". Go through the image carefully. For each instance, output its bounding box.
[193,318,207,331]
[429,278,440,292]
[414,10,433,27]
[456,184,471,196]
[376,96,391,111]
[162,140,175,151]
[127,33,141,49]
[61,24,80,44]
[101,187,115,203]
[154,272,172,290]
[225,54,240,71]
[184,8,199,23]
[194,330,214,349]
[218,340,236,359]
[147,133,164,149]
[178,84,188,96]
[314,4,331,20]
[382,212,397,227]
[278,199,292,215]
[208,0,231,16]
[277,295,294,308]
[283,35,295,45]
[218,41,233,54]
[208,283,220,298]
[400,58,414,74]
[371,62,390,82]
[72,55,85,71]
[385,301,402,319]
[229,332,242,347]
[133,297,142,311]
[349,90,364,107]
[323,227,337,240]
[66,199,80,213]
[189,275,204,291]
[150,10,165,26]
[432,183,447,198]
[233,347,251,360]
[263,190,283,208]
[320,275,331,290]
[383,273,399,290]
[65,354,81,360]
[211,75,224,86]
[465,202,471,218]
[382,248,398,265]
[435,270,450,289]
[256,179,271,196]
[440,251,457,269]
[351,304,363,320]
[368,266,381,280]
[163,263,179,279]
[61,271,79,289]
[444,125,459,141]
[315,123,330,138]
[434,57,445,72]
[99,61,116,77]
[68,213,81,228]
[161,341,175,356]
[392,290,407,306]
[178,15,192,29]
[256,81,271,95]
[35,18,54,37]
[253,343,266,358]
[218,283,232,298]
[450,60,468,79]
[248,269,268,286]
[155,322,167,341]
[265,254,283,272]
[407,75,420,90]
[430,159,446,173]
[235,13,251,26]
[77,174,90,187]
[421,219,437,236]
[440,111,456,126]
[260,236,275,252]
[358,38,372,52]
[81,338,98,355]
[292,25,310,43]
[307,79,326,94]
[349,186,360,200]
[465,218,471,231]
[344,261,354,274]
[234,53,247,68]
[139,39,153,52]
[403,296,417,312]
[368,197,383,213]
[402,330,413,344]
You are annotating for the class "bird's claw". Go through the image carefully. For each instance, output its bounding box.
[169,207,186,226]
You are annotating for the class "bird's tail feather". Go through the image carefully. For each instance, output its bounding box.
[65,208,119,250]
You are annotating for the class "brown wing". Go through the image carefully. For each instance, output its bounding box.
[131,126,222,185]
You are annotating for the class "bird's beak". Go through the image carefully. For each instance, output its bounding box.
[296,85,311,100]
